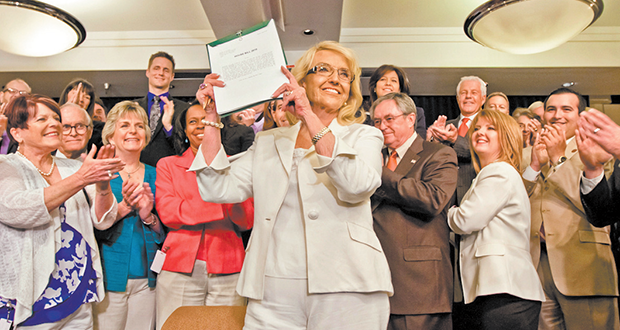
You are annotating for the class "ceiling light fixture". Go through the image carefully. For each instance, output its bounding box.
[464,0,604,54]
[303,29,314,36]
[0,0,86,57]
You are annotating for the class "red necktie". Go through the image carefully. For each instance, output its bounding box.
[387,150,398,171]
[458,118,470,137]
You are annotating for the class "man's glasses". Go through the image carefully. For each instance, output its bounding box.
[2,87,28,96]
[307,63,354,83]
[62,123,90,134]
[373,114,405,127]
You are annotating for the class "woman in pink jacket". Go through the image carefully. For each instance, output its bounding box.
[154,103,253,330]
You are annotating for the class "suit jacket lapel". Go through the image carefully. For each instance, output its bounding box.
[274,123,301,176]
[396,136,423,175]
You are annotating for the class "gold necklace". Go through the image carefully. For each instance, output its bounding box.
[122,163,142,179]
[16,150,55,177]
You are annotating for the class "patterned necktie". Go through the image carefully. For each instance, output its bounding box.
[458,117,470,137]
[387,150,398,171]
[150,95,161,133]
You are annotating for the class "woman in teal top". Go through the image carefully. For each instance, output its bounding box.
[93,101,165,330]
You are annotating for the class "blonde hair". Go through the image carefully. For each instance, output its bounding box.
[102,101,151,146]
[468,110,522,173]
[290,41,364,126]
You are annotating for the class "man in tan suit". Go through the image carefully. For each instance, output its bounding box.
[523,88,619,330]
[371,93,458,330]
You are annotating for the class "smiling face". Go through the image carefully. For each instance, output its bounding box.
[93,103,107,122]
[109,112,147,154]
[373,99,416,149]
[472,117,501,166]
[60,105,92,156]
[302,50,351,114]
[12,103,62,152]
[375,70,400,98]
[185,105,206,154]
[67,86,91,110]
[486,95,509,114]
[517,115,531,141]
[543,93,580,139]
[457,80,486,117]
[270,100,289,127]
[146,57,174,91]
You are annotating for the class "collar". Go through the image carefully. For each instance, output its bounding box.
[147,91,170,100]
[389,132,417,159]
[458,112,478,127]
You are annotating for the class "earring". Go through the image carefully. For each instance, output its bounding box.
[185,138,188,143]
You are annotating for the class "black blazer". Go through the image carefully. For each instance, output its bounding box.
[134,96,189,167]
[581,159,620,227]
[445,117,477,205]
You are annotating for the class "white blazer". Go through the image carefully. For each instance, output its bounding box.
[448,161,544,304]
[190,120,393,300]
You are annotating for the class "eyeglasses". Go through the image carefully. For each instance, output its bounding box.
[307,63,354,83]
[2,87,28,96]
[373,114,405,127]
[62,123,90,134]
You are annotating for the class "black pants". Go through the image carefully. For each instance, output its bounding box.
[454,294,541,330]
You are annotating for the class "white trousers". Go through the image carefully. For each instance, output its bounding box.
[17,303,94,330]
[155,259,246,330]
[93,279,156,330]
[243,276,390,330]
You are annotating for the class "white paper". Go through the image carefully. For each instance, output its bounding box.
[207,20,288,116]
[0,319,11,330]
[150,250,166,274]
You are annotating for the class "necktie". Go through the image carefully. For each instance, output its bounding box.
[150,95,161,133]
[458,117,470,137]
[387,150,398,171]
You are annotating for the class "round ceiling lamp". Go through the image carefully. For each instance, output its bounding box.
[464,0,604,55]
[0,0,86,57]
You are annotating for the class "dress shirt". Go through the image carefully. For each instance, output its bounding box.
[0,132,9,154]
[385,132,417,167]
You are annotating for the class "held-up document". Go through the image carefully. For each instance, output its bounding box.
[207,19,288,116]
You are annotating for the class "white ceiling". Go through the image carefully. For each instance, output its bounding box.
[1,0,619,97]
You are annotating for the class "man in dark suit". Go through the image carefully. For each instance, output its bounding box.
[134,51,189,167]
[426,76,486,329]
[371,93,458,330]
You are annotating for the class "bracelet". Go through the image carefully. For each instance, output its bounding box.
[311,126,331,145]
[201,119,224,129]
[142,213,157,226]
[97,189,111,196]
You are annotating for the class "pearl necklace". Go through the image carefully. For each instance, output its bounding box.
[16,151,55,177]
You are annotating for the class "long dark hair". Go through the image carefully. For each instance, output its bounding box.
[368,65,411,103]
[172,105,192,156]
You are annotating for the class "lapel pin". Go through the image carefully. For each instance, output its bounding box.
[411,160,417,164]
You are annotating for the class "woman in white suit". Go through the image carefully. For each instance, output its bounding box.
[189,41,392,330]
[448,110,544,330]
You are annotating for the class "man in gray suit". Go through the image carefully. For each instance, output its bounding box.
[371,93,458,330]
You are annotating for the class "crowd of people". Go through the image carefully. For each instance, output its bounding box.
[0,40,619,330]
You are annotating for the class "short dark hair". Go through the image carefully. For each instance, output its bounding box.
[172,105,192,155]
[544,87,586,113]
[368,65,411,103]
[59,78,96,115]
[148,51,176,72]
[6,94,61,130]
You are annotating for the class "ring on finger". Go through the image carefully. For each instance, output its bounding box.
[285,91,293,96]
[593,127,601,134]
[199,83,208,90]
[108,170,112,178]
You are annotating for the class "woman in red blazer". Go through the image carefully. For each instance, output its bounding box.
[154,103,253,330]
